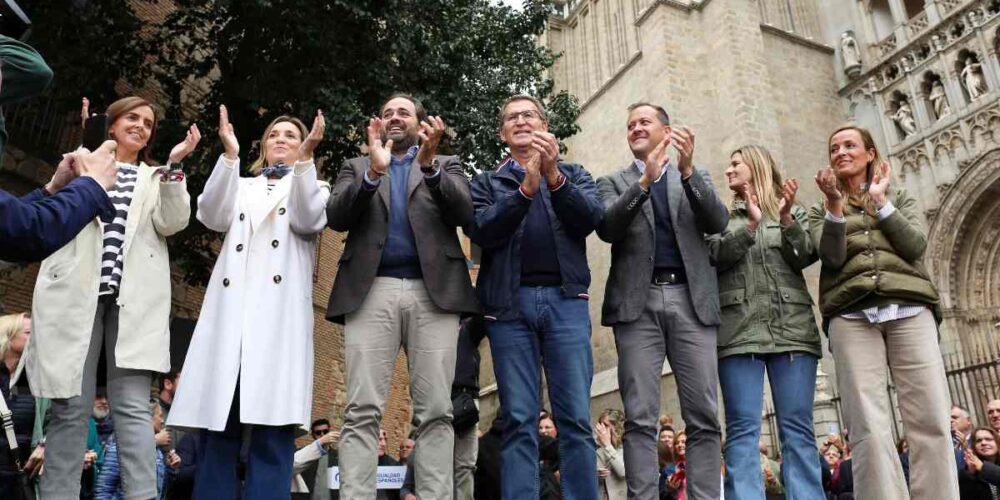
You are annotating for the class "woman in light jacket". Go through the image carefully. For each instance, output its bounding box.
[707,145,823,500]
[167,106,329,499]
[809,124,957,499]
[596,408,627,500]
[28,96,198,499]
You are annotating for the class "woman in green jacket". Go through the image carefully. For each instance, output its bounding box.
[708,145,824,500]
[808,124,957,499]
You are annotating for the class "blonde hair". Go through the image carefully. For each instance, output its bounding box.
[828,124,885,214]
[0,313,27,361]
[730,145,783,221]
[248,115,308,175]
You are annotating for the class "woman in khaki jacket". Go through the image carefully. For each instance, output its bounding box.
[27,96,199,499]
[707,145,824,500]
[808,124,957,499]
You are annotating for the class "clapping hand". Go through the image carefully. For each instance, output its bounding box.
[520,152,542,197]
[965,449,984,472]
[218,105,239,160]
[530,131,561,186]
[639,136,670,191]
[595,422,613,448]
[777,178,799,227]
[168,124,202,165]
[670,126,696,178]
[298,110,325,164]
[367,117,392,179]
[415,116,446,168]
[739,184,762,232]
[868,161,891,208]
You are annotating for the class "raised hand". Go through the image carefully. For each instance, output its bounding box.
[298,109,325,163]
[868,161,891,208]
[530,131,560,186]
[367,117,392,179]
[740,184,762,232]
[520,152,542,197]
[218,105,239,160]
[168,124,202,165]
[965,449,983,472]
[76,140,119,190]
[777,178,799,226]
[639,136,670,190]
[670,125,696,178]
[167,450,182,470]
[80,97,91,128]
[814,167,842,201]
[415,115,446,168]
[155,428,171,447]
[595,422,612,448]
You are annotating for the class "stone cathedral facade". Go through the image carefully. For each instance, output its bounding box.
[478,0,1000,444]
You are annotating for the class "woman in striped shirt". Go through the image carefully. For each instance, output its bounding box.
[29,95,200,499]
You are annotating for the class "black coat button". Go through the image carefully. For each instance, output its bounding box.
[223,278,230,287]
[279,208,286,215]
[272,240,279,248]
[273,275,282,284]
[239,213,245,221]
[236,244,244,252]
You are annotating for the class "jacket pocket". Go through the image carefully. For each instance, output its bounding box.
[718,288,747,348]
[777,286,820,342]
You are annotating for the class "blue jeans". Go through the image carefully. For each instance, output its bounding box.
[487,286,597,500]
[193,386,296,500]
[719,353,824,500]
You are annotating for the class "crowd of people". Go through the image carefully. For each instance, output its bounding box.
[0,26,990,500]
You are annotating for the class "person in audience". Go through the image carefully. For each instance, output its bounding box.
[595,409,626,500]
[986,400,1000,435]
[665,431,688,499]
[291,420,340,497]
[398,438,415,465]
[94,402,180,500]
[809,124,958,499]
[0,313,35,498]
[959,427,1000,499]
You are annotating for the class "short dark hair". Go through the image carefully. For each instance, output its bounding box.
[659,425,675,434]
[381,92,428,123]
[158,368,181,391]
[311,418,331,430]
[498,94,549,130]
[627,102,670,126]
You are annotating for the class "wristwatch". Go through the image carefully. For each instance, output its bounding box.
[420,158,440,175]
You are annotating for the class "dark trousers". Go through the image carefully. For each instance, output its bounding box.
[193,387,295,500]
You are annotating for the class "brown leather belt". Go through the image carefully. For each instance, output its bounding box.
[652,267,687,285]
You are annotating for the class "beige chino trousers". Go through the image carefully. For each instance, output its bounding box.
[339,278,460,499]
[830,308,959,500]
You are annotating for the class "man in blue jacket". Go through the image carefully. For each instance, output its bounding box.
[1,141,117,263]
[465,94,603,500]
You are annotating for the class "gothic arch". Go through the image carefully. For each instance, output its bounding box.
[927,147,1000,317]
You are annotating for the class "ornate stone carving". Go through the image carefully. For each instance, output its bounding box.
[930,80,952,119]
[841,32,862,79]
[892,101,919,138]
[962,57,989,100]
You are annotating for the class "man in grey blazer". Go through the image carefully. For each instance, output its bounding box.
[596,103,729,500]
[326,93,479,499]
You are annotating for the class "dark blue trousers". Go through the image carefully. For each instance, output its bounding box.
[193,386,295,500]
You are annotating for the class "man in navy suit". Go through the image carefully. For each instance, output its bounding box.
[1,141,118,262]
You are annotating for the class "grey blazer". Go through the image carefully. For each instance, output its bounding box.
[325,154,480,323]
[596,162,729,327]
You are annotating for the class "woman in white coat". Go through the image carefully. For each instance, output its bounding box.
[28,95,199,499]
[167,105,330,499]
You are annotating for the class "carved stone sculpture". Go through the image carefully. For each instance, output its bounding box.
[893,101,918,138]
[929,80,951,119]
[962,58,989,100]
[841,32,862,79]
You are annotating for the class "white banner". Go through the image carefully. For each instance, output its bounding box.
[327,466,407,490]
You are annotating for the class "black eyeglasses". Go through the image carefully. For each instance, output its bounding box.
[313,429,330,436]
